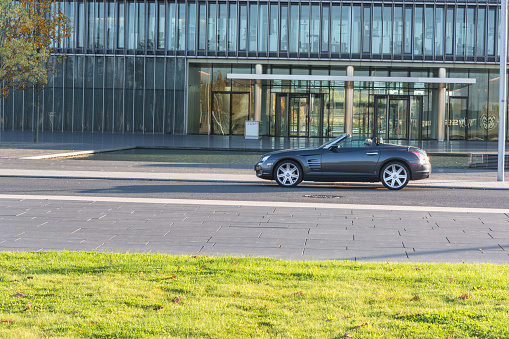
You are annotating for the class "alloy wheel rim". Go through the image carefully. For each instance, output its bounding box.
[383,164,407,188]
[277,163,299,186]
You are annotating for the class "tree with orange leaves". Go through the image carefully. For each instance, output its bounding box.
[0,0,71,143]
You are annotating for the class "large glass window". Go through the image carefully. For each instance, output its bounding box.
[280,4,288,52]
[342,5,350,54]
[351,5,361,54]
[188,3,197,51]
[158,3,165,49]
[239,4,247,51]
[466,7,475,57]
[299,4,309,54]
[445,8,454,55]
[321,5,329,53]
[167,3,176,50]
[372,6,382,55]
[177,3,185,50]
[87,2,94,49]
[94,1,104,49]
[414,6,423,56]
[65,2,74,48]
[258,4,268,52]
[198,4,206,50]
[362,6,371,54]
[310,4,319,54]
[488,8,495,56]
[289,4,298,53]
[269,4,278,52]
[116,2,123,49]
[435,7,444,57]
[331,4,340,53]
[208,3,217,51]
[404,7,412,54]
[228,3,237,52]
[424,7,433,56]
[477,8,486,58]
[137,3,145,49]
[147,2,156,50]
[248,4,257,52]
[456,7,465,57]
[106,2,114,49]
[217,3,227,52]
[382,6,392,55]
[393,6,403,55]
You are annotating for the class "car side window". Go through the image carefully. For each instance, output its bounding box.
[337,138,368,148]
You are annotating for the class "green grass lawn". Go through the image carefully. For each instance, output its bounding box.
[1,252,508,338]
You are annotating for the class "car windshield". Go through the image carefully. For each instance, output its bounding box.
[319,134,378,148]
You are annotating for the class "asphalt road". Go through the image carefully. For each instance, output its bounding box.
[2,177,508,209]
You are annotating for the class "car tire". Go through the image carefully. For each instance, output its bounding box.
[380,162,410,190]
[274,160,303,187]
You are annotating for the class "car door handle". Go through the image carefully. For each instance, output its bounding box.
[366,152,379,156]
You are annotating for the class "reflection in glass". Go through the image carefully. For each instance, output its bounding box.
[208,3,217,51]
[259,4,268,52]
[477,8,485,57]
[289,4,298,53]
[332,4,340,53]
[212,92,230,135]
[188,3,196,51]
[321,5,329,53]
[217,3,226,52]
[310,4,319,54]
[393,6,403,55]
[231,93,250,135]
[414,7,423,56]
[167,3,176,50]
[248,4,257,52]
[448,97,467,140]
[488,9,495,56]
[362,7,370,54]
[403,7,412,54]
[269,4,278,52]
[228,4,237,51]
[300,4,309,54]
[372,6,382,55]
[198,4,206,50]
[383,6,392,55]
[239,4,247,50]
[435,7,444,56]
[342,5,350,54]
[389,98,408,139]
[466,7,475,57]
[351,6,361,54]
[456,8,465,57]
[445,8,453,55]
[424,7,433,56]
[147,2,155,49]
[158,3,165,49]
[280,5,288,52]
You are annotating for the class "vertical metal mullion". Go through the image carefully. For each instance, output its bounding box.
[142,57,145,134]
[204,0,208,56]
[172,58,176,134]
[102,56,106,133]
[153,57,156,134]
[328,0,332,59]
[144,0,148,55]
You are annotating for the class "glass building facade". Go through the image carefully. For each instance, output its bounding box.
[1,0,508,141]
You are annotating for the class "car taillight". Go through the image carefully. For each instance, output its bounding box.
[412,151,429,164]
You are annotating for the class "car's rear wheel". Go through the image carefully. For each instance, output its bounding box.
[274,160,303,187]
[380,162,409,190]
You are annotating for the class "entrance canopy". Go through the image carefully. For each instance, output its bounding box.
[226,73,476,84]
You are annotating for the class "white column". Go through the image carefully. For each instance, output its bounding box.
[254,64,263,122]
[437,67,447,142]
[345,66,354,135]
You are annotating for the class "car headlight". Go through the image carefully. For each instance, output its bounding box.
[260,155,270,163]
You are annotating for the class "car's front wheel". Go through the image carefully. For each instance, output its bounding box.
[274,160,303,187]
[380,162,410,190]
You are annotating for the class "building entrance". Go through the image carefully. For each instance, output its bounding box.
[275,93,324,137]
[374,95,423,140]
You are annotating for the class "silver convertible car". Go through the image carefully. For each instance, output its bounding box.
[255,134,431,190]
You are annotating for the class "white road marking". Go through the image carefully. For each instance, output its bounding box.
[0,194,507,214]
